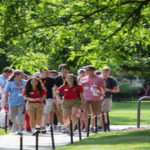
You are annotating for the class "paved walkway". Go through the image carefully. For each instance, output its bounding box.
[0,125,150,150]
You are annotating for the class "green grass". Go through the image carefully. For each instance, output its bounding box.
[57,101,150,150]
[110,101,150,125]
[56,130,150,150]
[0,129,8,135]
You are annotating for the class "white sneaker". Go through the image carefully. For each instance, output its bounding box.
[62,126,69,134]
[31,128,36,135]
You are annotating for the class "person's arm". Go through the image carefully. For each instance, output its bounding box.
[80,93,85,103]
[23,95,33,101]
[1,92,8,108]
[105,86,120,93]
[56,91,62,104]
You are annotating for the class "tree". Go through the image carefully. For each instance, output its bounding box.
[0,0,149,74]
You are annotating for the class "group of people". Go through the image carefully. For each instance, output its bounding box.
[0,64,119,135]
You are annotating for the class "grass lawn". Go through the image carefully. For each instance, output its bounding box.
[56,130,150,150]
[0,129,8,135]
[57,101,150,150]
[110,101,150,125]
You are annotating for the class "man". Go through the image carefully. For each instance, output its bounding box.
[40,69,56,132]
[100,67,120,130]
[48,70,59,78]
[54,64,70,130]
[0,67,12,100]
[80,65,105,132]
[0,67,12,128]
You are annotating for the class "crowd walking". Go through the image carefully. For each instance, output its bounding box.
[0,64,119,135]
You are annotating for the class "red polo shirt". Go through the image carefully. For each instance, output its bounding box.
[23,89,47,103]
[58,85,83,100]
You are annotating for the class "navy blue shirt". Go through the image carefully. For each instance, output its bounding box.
[104,76,118,98]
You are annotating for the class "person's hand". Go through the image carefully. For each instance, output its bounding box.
[1,85,5,88]
[105,88,111,92]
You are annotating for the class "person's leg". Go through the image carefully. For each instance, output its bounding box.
[25,111,31,131]
[62,108,70,127]
[27,109,36,129]
[56,104,63,124]
[9,106,18,127]
[42,99,50,128]
[17,104,25,134]
[35,104,44,126]
[71,107,78,129]
[100,98,112,127]
[49,111,54,124]
[91,101,101,128]
[82,101,91,128]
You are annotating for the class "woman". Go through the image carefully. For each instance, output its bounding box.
[23,77,47,135]
[56,74,84,133]
[3,70,26,134]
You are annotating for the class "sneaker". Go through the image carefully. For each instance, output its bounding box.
[62,127,69,134]
[31,128,37,136]
[17,128,22,135]
[90,127,95,133]
[11,125,17,133]
[35,125,41,130]
[26,129,31,132]
[97,126,104,132]
[40,127,47,134]
[82,127,87,132]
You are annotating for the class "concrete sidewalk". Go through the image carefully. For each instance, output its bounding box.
[0,125,149,150]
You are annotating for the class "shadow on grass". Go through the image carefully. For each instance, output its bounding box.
[72,130,150,146]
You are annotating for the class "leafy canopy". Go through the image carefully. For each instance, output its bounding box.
[0,0,150,74]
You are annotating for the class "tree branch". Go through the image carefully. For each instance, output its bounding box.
[103,0,150,41]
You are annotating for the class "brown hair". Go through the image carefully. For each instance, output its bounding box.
[58,64,70,71]
[8,70,23,82]
[3,67,12,73]
[85,65,96,71]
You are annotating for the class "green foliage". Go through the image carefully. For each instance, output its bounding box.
[0,0,149,73]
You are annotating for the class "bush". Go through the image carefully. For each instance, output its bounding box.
[113,78,142,101]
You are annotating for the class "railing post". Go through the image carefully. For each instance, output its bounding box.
[77,118,82,141]
[20,134,23,150]
[69,120,73,144]
[87,115,91,137]
[35,130,39,150]
[137,100,141,128]
[5,111,7,133]
[95,114,97,133]
[50,124,55,149]
[107,112,110,131]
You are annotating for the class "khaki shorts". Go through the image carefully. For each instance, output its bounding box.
[53,103,62,113]
[83,100,102,114]
[44,98,55,114]
[100,98,112,112]
[61,99,81,110]
[26,103,44,111]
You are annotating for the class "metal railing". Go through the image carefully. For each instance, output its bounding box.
[137,96,150,128]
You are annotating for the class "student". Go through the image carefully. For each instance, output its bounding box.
[0,67,12,128]
[54,64,70,126]
[23,77,47,135]
[56,74,84,133]
[80,65,105,132]
[39,70,56,132]
[100,67,120,129]
[0,67,12,109]
[48,70,58,78]
[3,70,26,134]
